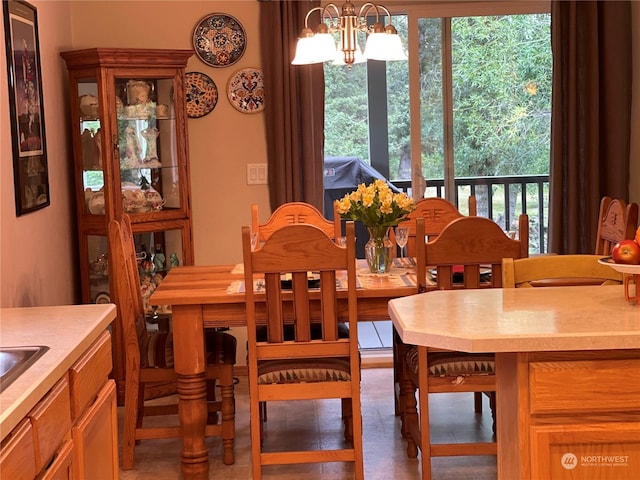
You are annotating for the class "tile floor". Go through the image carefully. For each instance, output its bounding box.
[118,367,496,479]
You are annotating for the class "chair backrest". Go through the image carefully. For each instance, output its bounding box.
[416,214,529,291]
[502,254,623,288]
[242,221,358,359]
[394,196,477,258]
[251,202,341,243]
[594,196,639,255]
[108,215,148,368]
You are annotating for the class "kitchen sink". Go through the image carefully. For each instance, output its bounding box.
[0,346,50,393]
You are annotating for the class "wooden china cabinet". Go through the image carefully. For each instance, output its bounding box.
[61,48,194,402]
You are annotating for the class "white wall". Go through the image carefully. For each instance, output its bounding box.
[1,1,77,307]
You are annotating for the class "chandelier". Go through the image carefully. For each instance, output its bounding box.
[291,1,407,67]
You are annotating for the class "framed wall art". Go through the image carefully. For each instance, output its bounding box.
[3,0,50,215]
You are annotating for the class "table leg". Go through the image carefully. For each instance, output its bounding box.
[172,304,209,480]
[495,352,529,480]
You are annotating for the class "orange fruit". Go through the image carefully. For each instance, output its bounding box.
[636,226,640,245]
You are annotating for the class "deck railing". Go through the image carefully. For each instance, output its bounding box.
[392,174,550,254]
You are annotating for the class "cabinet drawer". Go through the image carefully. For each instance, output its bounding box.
[40,438,74,480]
[0,419,37,480]
[529,358,640,414]
[69,330,112,419]
[29,375,72,472]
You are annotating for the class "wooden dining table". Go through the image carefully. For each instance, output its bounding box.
[389,285,640,480]
[149,259,418,480]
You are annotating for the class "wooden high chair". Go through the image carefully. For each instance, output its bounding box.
[502,254,623,288]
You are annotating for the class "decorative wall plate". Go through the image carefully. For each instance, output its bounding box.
[227,67,265,114]
[95,292,111,304]
[192,13,246,68]
[185,72,218,118]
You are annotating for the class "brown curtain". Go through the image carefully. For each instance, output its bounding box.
[549,0,632,254]
[259,0,325,211]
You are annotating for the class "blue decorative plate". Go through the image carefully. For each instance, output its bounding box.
[192,13,246,68]
[185,72,218,118]
[227,67,265,114]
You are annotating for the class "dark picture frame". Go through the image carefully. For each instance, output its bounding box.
[3,0,49,215]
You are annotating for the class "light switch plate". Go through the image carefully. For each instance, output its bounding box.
[247,163,268,185]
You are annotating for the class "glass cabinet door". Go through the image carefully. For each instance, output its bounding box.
[78,77,105,216]
[87,233,110,303]
[87,226,184,312]
[115,77,181,215]
[131,226,183,316]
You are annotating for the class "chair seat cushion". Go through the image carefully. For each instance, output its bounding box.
[141,330,237,369]
[405,347,495,377]
[257,358,351,384]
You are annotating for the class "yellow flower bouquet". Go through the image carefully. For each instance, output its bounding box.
[336,180,415,273]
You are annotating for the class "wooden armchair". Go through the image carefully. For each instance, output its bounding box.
[241,221,363,479]
[502,254,623,288]
[401,214,529,480]
[594,196,639,255]
[108,216,237,470]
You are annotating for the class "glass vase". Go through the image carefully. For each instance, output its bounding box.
[365,226,394,274]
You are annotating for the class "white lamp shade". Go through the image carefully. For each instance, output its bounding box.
[292,34,337,65]
[382,34,408,61]
[292,37,321,65]
[314,33,338,62]
[363,32,407,61]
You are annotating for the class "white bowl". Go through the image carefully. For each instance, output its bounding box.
[598,256,640,274]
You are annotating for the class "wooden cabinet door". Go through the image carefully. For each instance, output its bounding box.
[40,439,74,480]
[0,419,37,480]
[72,380,118,480]
[531,421,640,480]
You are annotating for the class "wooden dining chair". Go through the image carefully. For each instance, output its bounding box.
[252,201,348,419]
[392,196,477,416]
[251,201,341,243]
[390,196,477,257]
[401,214,529,480]
[502,254,623,288]
[108,216,237,470]
[241,221,363,480]
[594,196,639,255]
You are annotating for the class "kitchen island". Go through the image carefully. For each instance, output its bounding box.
[0,304,117,479]
[389,285,640,480]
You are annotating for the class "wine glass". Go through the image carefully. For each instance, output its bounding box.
[250,232,259,251]
[395,226,409,259]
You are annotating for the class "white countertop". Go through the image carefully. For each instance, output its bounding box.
[0,304,116,441]
[389,285,640,353]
